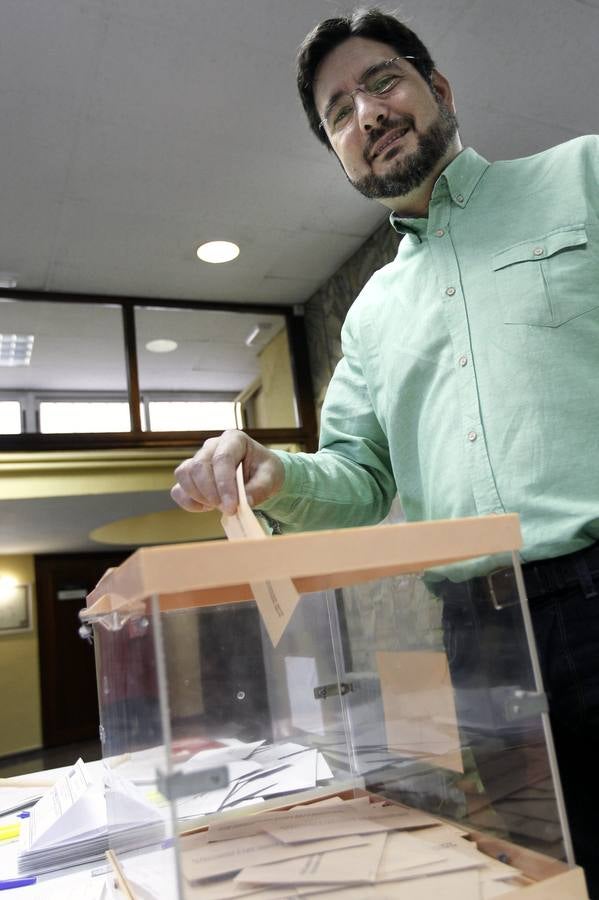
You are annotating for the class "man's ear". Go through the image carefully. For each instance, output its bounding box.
[431,69,456,113]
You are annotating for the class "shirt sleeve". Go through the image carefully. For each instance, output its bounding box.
[258,303,396,532]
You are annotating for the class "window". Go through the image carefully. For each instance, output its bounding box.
[0,401,21,434]
[0,294,317,451]
[145,400,239,432]
[135,307,298,430]
[38,400,131,434]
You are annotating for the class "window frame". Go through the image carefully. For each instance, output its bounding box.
[0,290,317,452]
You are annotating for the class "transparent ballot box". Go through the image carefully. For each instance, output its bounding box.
[81,514,588,899]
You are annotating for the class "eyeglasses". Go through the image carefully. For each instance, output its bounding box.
[318,56,416,138]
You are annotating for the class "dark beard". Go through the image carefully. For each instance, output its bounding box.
[350,100,459,200]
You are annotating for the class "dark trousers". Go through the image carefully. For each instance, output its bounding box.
[441,577,599,898]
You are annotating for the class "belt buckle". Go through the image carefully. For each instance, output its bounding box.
[486,567,519,610]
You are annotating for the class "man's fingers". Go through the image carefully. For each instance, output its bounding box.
[244,457,285,508]
[211,449,240,515]
[170,484,213,512]
[171,431,282,515]
[172,431,249,514]
[174,461,216,508]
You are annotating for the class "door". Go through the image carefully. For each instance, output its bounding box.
[35,552,129,747]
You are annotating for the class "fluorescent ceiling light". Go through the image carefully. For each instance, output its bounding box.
[244,326,261,347]
[0,333,34,366]
[245,321,274,347]
[197,241,240,263]
[146,339,178,353]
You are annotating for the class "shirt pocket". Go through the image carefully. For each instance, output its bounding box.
[491,223,599,326]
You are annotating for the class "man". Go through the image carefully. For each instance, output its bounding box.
[172,8,599,892]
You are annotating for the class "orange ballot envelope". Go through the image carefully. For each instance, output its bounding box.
[220,465,299,647]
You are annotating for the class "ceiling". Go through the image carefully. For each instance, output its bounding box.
[3,0,598,308]
[2,0,598,556]
[0,491,225,555]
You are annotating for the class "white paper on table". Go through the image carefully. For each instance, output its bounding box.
[107,746,170,785]
[249,742,309,764]
[19,760,101,851]
[249,743,333,784]
[30,873,107,900]
[103,766,163,828]
[0,785,47,815]
[121,844,180,900]
[223,777,283,807]
[176,786,235,818]
[182,741,266,773]
[316,754,334,782]
[226,753,318,805]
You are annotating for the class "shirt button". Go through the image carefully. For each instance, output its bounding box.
[445,286,456,296]
[435,228,445,237]
[532,246,544,257]
[456,194,464,203]
[458,355,468,367]
[467,430,477,442]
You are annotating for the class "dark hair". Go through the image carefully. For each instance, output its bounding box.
[296,7,435,148]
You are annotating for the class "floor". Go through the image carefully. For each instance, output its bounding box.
[0,738,102,778]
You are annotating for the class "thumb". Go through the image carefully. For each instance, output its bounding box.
[244,462,283,508]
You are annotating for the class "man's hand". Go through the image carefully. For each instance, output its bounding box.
[171,430,285,515]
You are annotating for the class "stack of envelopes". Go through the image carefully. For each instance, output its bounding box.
[176,795,524,899]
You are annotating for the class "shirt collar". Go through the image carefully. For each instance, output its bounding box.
[390,147,490,237]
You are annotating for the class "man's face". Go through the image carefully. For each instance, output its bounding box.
[313,37,459,205]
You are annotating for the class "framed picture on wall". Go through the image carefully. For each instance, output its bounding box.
[0,584,33,634]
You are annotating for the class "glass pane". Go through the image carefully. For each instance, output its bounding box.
[135,307,298,430]
[0,400,21,434]
[336,561,568,863]
[147,400,238,432]
[95,593,355,897]
[0,299,129,433]
[39,401,131,433]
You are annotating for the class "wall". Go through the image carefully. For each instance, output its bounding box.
[254,328,297,428]
[0,448,220,758]
[304,220,400,419]
[0,555,42,756]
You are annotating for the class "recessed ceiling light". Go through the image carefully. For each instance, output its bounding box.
[197,241,240,264]
[0,333,34,366]
[146,339,178,353]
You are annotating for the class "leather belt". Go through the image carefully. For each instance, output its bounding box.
[438,542,599,608]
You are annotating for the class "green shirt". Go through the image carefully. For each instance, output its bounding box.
[263,137,599,564]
